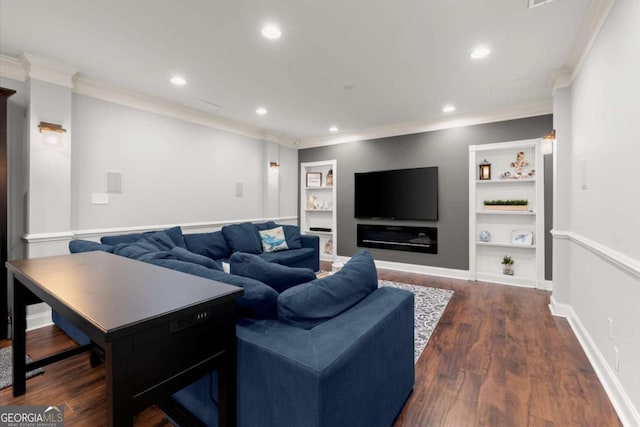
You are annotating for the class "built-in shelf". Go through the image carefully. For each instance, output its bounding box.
[476,272,539,288]
[305,230,333,236]
[476,179,536,184]
[477,241,536,249]
[476,210,536,216]
[469,139,545,289]
[301,160,337,261]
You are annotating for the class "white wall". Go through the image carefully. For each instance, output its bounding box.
[552,0,640,424]
[71,94,298,230]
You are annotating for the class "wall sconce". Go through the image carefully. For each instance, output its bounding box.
[38,121,67,146]
[479,159,491,180]
[269,162,280,172]
[541,129,555,155]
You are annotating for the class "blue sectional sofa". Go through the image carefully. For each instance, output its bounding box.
[58,222,415,427]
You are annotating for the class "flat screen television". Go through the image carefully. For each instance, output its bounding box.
[354,166,438,221]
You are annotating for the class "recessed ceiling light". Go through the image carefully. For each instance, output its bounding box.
[256,107,268,115]
[170,76,187,86]
[261,23,282,40]
[470,46,491,59]
[442,105,456,113]
[329,126,339,132]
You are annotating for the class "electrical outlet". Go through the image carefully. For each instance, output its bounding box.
[608,318,613,340]
[614,347,620,371]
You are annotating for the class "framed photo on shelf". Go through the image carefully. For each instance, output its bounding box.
[511,230,534,245]
[306,172,322,187]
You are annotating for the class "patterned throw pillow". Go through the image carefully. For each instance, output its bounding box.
[259,226,289,253]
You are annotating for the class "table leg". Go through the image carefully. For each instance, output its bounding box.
[218,338,237,427]
[105,335,133,427]
[12,275,26,397]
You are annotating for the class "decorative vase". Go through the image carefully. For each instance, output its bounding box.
[479,230,491,242]
[502,265,514,276]
[307,195,316,209]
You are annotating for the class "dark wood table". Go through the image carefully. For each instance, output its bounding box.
[7,251,243,427]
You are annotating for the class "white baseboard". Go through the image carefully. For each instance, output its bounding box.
[26,309,53,332]
[549,296,640,427]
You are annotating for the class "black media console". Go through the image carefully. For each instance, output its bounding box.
[357,224,437,254]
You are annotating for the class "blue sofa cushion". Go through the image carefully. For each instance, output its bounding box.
[258,226,289,253]
[100,226,186,248]
[69,239,114,253]
[222,222,263,254]
[140,230,178,250]
[183,231,232,260]
[108,230,178,261]
[254,221,278,232]
[281,225,302,249]
[278,250,378,329]
[147,258,278,319]
[170,247,222,271]
[257,247,316,266]
[230,252,316,293]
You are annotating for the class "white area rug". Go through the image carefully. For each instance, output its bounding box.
[378,280,454,363]
[0,346,44,390]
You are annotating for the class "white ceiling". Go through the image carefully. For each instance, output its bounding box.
[0,0,591,142]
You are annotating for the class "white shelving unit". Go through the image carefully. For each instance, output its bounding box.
[300,160,337,260]
[469,139,545,288]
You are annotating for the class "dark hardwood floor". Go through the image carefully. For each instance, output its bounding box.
[0,266,621,426]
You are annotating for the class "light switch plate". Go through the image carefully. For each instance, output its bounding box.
[91,193,109,204]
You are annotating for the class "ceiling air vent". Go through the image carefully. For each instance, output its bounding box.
[196,99,222,109]
[528,0,555,8]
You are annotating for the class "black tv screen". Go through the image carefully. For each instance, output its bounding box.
[354,167,438,221]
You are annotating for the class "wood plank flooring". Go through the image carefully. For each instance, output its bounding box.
[0,267,621,426]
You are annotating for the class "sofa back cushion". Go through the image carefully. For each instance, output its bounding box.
[221,222,263,254]
[170,247,222,271]
[148,258,278,319]
[101,226,186,248]
[69,239,115,253]
[183,231,232,260]
[281,225,303,249]
[230,252,316,293]
[277,250,378,329]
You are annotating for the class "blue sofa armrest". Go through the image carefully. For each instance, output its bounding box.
[300,234,320,271]
[172,287,414,427]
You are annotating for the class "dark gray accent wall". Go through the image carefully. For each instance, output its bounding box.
[299,115,553,279]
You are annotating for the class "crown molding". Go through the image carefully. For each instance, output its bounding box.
[1,53,78,87]
[22,53,77,87]
[0,53,297,147]
[298,100,553,149]
[0,54,27,82]
[551,0,616,89]
[549,67,573,92]
[72,74,298,146]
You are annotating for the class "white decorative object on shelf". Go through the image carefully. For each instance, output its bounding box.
[511,230,534,245]
[479,230,491,242]
[469,139,545,288]
[301,160,338,261]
